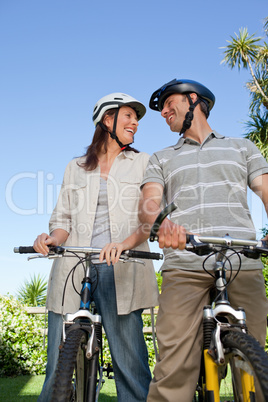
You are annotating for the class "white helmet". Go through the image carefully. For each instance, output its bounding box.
[92,92,146,126]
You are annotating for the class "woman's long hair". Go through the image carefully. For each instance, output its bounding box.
[79,108,139,171]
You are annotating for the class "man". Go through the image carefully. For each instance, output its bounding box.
[139,78,268,401]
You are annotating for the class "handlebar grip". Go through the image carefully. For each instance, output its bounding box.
[14,246,36,254]
[150,202,177,242]
[124,250,163,260]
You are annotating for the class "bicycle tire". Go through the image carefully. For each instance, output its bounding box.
[219,330,268,401]
[194,330,268,402]
[51,328,99,402]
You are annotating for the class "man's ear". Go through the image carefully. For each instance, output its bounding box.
[189,92,198,103]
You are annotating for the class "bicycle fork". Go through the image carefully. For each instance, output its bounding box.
[202,311,256,401]
[201,256,256,401]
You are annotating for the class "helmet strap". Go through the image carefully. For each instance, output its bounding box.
[98,109,132,150]
[180,94,201,136]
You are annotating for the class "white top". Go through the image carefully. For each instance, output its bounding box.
[46,151,159,314]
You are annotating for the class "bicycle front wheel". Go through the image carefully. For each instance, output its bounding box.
[218,330,268,401]
[51,328,100,402]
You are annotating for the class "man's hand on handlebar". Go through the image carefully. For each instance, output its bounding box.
[262,234,268,243]
[157,219,186,250]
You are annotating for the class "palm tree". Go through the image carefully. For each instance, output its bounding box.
[221,27,268,104]
[221,19,268,160]
[244,111,268,159]
[246,68,268,112]
[17,274,47,306]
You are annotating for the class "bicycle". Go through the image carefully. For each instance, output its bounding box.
[14,245,163,402]
[150,202,268,402]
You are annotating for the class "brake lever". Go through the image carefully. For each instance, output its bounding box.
[242,240,268,259]
[118,256,145,265]
[27,253,62,261]
[186,234,214,256]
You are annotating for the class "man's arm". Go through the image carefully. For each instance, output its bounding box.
[250,173,268,240]
[139,182,186,250]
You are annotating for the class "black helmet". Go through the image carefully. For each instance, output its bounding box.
[149,79,215,112]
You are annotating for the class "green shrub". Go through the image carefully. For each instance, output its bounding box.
[262,257,268,351]
[102,334,112,367]
[0,295,47,377]
[262,257,268,298]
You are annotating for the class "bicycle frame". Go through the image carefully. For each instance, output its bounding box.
[62,252,103,401]
[63,254,102,345]
[149,202,268,401]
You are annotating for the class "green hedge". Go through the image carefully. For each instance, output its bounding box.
[0,295,47,377]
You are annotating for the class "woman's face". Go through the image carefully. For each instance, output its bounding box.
[105,106,139,146]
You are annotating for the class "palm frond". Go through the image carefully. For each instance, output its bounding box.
[244,111,268,160]
[17,274,47,306]
[221,28,261,70]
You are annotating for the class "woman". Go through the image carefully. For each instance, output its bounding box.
[34,92,159,402]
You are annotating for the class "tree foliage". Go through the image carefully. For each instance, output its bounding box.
[221,17,268,159]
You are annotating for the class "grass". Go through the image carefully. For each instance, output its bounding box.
[0,373,233,401]
[0,375,117,401]
[0,375,45,402]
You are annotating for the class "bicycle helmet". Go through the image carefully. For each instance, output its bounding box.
[92,93,146,150]
[149,79,215,135]
[93,93,146,126]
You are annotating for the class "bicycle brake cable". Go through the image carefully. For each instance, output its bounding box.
[203,248,242,305]
[61,252,86,307]
[223,250,242,289]
[202,249,228,278]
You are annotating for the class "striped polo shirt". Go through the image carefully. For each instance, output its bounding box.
[142,131,268,271]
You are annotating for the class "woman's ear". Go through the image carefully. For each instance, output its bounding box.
[103,114,113,131]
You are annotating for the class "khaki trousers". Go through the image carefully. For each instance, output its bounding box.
[147,269,268,402]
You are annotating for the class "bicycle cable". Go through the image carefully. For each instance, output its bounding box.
[202,248,242,305]
[61,251,88,307]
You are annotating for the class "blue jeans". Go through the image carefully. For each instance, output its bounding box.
[91,263,152,402]
[38,263,151,402]
[38,311,62,402]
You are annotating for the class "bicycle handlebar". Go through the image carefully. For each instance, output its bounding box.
[149,203,268,258]
[13,246,164,261]
[185,234,268,257]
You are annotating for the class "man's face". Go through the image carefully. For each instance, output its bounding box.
[161,93,188,133]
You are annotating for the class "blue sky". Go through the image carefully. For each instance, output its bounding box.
[1,1,267,296]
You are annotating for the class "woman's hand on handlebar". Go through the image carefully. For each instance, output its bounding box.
[33,233,59,256]
[99,242,125,266]
[33,229,68,255]
[158,219,186,250]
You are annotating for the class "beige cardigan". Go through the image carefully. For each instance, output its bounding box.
[46,151,159,315]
